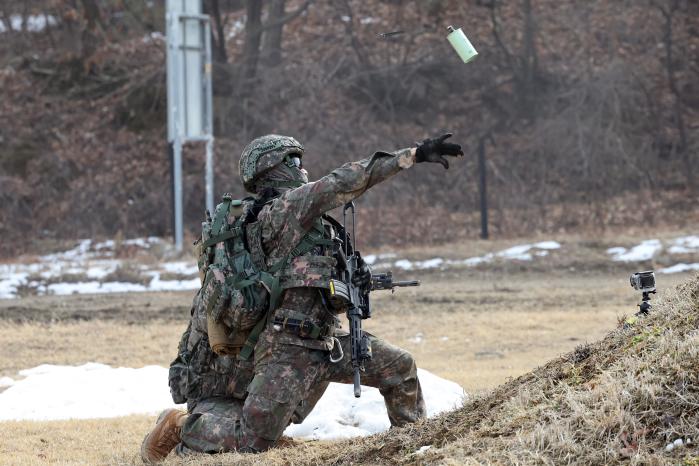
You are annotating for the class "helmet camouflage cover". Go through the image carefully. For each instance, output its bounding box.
[239,134,304,193]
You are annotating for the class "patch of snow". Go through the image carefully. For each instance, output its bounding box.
[148,273,201,292]
[497,244,534,261]
[0,365,465,441]
[46,281,148,295]
[394,259,413,270]
[161,261,199,276]
[658,263,699,274]
[93,240,116,250]
[409,333,424,344]
[668,235,699,254]
[363,253,396,265]
[85,262,119,279]
[284,368,465,439]
[0,363,178,421]
[533,241,561,250]
[417,258,444,269]
[0,271,29,299]
[414,445,432,454]
[363,254,377,265]
[340,15,351,22]
[453,241,560,266]
[0,237,190,298]
[607,239,662,262]
[0,377,14,388]
[440,336,449,341]
[123,237,162,248]
[461,255,492,266]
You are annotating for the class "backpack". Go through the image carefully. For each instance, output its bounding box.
[193,194,282,361]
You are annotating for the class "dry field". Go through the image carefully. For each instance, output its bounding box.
[0,236,695,465]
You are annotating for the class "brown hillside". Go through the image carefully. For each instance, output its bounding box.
[0,1,697,257]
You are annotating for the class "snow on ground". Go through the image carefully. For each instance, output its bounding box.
[285,369,464,440]
[2,235,697,299]
[659,263,699,274]
[0,364,172,421]
[606,236,699,271]
[363,253,397,265]
[0,363,465,440]
[387,241,562,271]
[668,236,699,254]
[0,376,14,388]
[0,238,201,299]
[1,239,561,298]
[607,239,663,262]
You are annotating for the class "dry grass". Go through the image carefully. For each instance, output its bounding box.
[125,273,697,466]
[0,250,696,464]
[0,320,183,379]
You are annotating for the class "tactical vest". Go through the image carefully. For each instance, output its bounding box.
[199,196,336,360]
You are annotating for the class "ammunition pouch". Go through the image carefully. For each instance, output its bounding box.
[271,315,334,340]
[277,255,337,290]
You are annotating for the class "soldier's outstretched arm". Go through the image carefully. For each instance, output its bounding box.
[279,133,463,230]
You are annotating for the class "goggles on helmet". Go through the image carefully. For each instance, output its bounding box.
[286,155,303,169]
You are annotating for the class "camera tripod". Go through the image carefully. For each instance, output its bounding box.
[636,290,655,315]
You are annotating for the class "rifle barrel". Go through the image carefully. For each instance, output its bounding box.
[393,280,420,287]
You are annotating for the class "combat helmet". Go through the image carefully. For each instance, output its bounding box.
[239,134,304,193]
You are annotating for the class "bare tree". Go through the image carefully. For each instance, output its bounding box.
[651,0,693,187]
[242,0,313,79]
[206,0,229,63]
[242,0,263,81]
[79,0,105,73]
[487,0,542,117]
[261,0,285,66]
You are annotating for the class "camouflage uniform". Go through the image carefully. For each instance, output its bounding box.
[178,146,426,453]
[168,289,254,409]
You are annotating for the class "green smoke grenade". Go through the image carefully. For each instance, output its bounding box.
[447,25,478,63]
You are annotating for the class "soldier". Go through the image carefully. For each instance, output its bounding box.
[141,133,463,462]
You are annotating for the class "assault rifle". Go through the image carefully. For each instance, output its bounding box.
[371,272,420,291]
[328,202,420,398]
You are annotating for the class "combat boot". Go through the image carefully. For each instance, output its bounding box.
[140,408,187,464]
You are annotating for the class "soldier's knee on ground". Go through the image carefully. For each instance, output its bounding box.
[177,397,246,454]
[179,411,241,453]
[381,349,419,387]
[243,373,304,450]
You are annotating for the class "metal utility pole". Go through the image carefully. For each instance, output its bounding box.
[477,134,491,240]
[166,0,214,250]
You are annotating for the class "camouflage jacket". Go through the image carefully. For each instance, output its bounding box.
[254,147,415,350]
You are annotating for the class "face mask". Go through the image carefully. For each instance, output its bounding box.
[285,155,307,183]
[257,156,308,191]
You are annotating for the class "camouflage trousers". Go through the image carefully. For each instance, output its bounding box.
[178,331,426,453]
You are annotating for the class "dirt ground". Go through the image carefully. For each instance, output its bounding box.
[0,260,692,464]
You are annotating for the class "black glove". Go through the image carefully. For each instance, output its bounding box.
[415,133,464,169]
[351,254,372,289]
